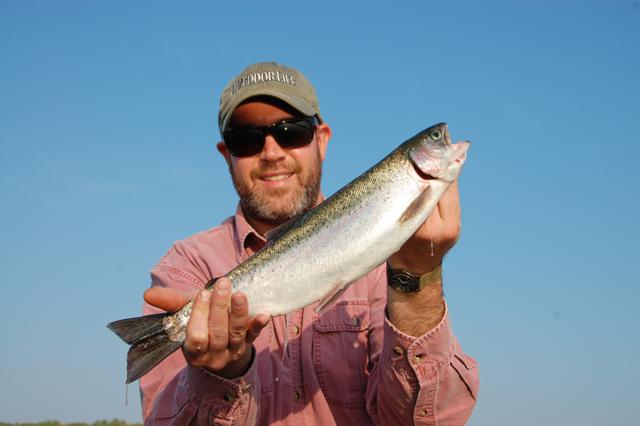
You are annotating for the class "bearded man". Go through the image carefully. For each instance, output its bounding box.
[141,62,478,425]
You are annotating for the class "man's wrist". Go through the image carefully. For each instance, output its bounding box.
[386,263,445,336]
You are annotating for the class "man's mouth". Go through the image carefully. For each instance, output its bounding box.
[260,173,294,182]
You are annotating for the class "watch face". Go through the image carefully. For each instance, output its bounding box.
[388,269,420,292]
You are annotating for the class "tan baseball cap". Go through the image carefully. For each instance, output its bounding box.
[218,62,320,134]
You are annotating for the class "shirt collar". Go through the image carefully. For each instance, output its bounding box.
[232,204,266,260]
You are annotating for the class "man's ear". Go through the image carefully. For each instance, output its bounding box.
[316,123,331,162]
[217,141,231,166]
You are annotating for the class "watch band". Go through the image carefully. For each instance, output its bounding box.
[387,263,442,292]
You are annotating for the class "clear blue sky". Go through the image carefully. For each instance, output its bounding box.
[1,1,638,424]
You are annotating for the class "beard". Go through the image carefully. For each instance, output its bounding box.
[230,150,323,225]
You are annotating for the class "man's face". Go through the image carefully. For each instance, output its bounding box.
[217,99,330,225]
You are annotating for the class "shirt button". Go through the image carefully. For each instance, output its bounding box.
[294,390,300,401]
[392,346,404,356]
[413,354,423,364]
[419,408,430,416]
[223,392,235,402]
[293,324,300,335]
[351,316,361,326]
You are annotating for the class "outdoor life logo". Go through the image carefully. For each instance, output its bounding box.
[230,70,297,95]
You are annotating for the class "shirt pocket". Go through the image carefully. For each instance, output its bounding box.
[312,300,370,408]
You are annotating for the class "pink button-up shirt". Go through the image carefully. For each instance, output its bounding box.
[141,208,478,425]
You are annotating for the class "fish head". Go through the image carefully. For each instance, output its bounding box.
[407,123,470,183]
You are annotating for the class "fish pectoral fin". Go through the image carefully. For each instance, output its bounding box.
[315,282,352,314]
[399,185,434,224]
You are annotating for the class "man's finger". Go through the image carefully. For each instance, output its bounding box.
[228,293,249,351]
[247,314,270,345]
[144,287,197,313]
[184,290,211,364]
[208,278,231,353]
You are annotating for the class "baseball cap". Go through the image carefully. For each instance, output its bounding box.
[218,62,320,134]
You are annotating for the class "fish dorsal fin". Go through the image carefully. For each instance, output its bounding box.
[399,185,433,224]
[315,281,351,314]
[264,216,299,243]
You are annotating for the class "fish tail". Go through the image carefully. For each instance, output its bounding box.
[107,313,183,384]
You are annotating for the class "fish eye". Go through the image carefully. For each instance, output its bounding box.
[430,131,442,140]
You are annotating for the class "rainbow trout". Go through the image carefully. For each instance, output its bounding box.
[108,123,470,383]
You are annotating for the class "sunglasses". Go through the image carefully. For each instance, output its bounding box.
[223,116,319,157]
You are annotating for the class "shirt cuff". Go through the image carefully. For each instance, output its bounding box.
[384,301,454,381]
[184,349,261,418]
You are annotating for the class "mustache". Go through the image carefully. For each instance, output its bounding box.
[251,162,301,178]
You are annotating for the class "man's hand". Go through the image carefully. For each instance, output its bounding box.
[388,180,461,274]
[144,278,269,379]
[386,180,461,337]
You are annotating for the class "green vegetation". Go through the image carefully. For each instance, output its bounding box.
[0,420,142,426]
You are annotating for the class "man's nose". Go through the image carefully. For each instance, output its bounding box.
[260,134,286,161]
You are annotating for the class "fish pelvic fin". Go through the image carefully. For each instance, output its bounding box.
[107,313,182,384]
[399,185,434,224]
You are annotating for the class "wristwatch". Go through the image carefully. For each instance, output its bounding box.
[386,263,442,292]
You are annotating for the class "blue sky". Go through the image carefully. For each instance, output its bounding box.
[1,1,638,424]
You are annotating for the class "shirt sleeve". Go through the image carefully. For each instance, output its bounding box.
[140,244,262,425]
[365,269,479,426]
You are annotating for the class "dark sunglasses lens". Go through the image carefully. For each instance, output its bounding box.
[224,118,316,157]
[274,120,315,148]
[224,129,264,157]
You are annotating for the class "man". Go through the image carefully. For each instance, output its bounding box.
[141,62,478,425]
